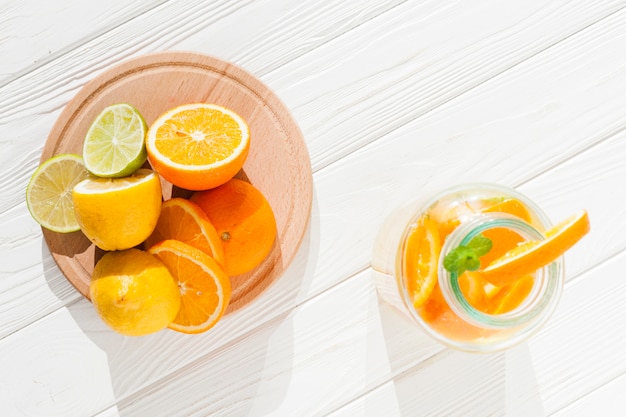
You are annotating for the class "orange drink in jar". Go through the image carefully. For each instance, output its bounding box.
[372,184,589,352]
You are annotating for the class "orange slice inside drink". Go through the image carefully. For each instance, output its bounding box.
[487,275,535,314]
[403,216,440,308]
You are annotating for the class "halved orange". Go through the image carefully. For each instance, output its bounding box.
[190,179,277,276]
[144,198,225,267]
[402,215,440,308]
[147,239,231,334]
[146,103,250,191]
[480,210,590,286]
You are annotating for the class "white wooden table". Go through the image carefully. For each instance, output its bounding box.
[2,1,626,416]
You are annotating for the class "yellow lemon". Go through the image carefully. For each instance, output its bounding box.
[90,248,181,336]
[72,169,162,251]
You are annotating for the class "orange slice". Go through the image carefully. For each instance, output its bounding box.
[458,271,488,311]
[144,198,225,267]
[190,179,277,276]
[147,239,231,334]
[146,103,250,191]
[402,215,440,308]
[480,210,590,286]
[482,197,531,222]
[488,275,534,314]
[429,197,530,242]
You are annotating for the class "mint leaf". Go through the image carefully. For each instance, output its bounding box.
[443,250,461,273]
[467,234,493,257]
[443,234,492,275]
[455,246,481,272]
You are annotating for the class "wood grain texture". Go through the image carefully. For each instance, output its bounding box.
[0,0,167,83]
[355,250,626,417]
[40,51,312,312]
[2,0,626,416]
[265,0,626,170]
[106,126,626,416]
[551,373,626,416]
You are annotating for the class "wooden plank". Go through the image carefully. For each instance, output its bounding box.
[326,381,403,417]
[308,7,626,294]
[110,20,626,415]
[108,270,441,416]
[0,308,116,417]
[551,373,626,416]
[264,0,626,170]
[0,0,167,82]
[0,0,414,338]
[1,2,625,416]
[366,250,626,417]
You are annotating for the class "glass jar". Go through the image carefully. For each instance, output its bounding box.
[372,183,564,353]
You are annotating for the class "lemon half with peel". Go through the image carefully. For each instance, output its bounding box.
[72,168,162,251]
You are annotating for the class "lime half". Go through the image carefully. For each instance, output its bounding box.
[83,103,148,177]
[26,154,91,233]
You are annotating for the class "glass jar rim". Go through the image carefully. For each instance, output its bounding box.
[393,183,565,352]
[438,213,563,329]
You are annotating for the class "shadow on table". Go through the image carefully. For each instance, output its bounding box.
[42,191,321,416]
[374,299,546,416]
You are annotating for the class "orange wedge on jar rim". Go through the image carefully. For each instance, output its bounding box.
[480,210,590,286]
[403,215,441,308]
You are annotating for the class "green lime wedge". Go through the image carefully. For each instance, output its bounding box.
[26,154,91,233]
[83,103,148,177]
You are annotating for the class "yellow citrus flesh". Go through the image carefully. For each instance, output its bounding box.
[146,103,250,191]
[89,249,180,336]
[403,215,441,308]
[148,239,231,334]
[72,169,162,251]
[480,210,590,286]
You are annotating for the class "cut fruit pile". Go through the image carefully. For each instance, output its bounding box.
[26,102,277,337]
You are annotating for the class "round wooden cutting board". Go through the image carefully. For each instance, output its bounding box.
[41,51,313,313]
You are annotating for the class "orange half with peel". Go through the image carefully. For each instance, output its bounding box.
[191,179,277,276]
[480,210,590,286]
[144,198,225,267]
[146,103,250,191]
[402,215,441,308]
[147,239,231,334]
